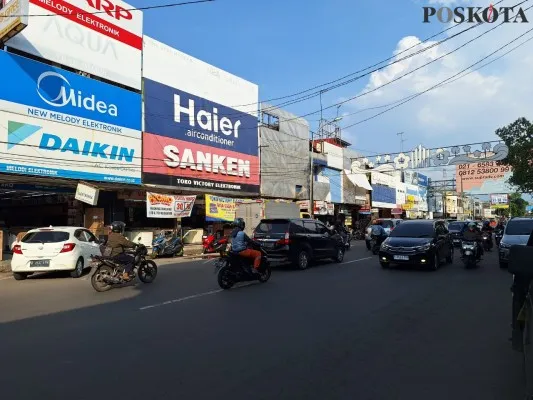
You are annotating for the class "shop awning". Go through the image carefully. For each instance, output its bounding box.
[344,170,372,191]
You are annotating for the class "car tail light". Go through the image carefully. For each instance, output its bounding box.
[60,243,76,253]
[277,232,291,246]
[13,244,22,254]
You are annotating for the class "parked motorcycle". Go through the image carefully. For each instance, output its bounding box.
[151,231,183,258]
[461,240,479,269]
[481,232,493,252]
[214,241,271,290]
[202,232,229,254]
[90,244,158,292]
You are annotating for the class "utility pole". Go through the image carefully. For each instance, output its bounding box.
[397,132,406,153]
[310,90,325,218]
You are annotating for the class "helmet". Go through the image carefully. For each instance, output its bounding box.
[110,221,126,233]
[233,218,245,230]
[468,222,476,230]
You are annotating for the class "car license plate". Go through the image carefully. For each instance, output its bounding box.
[465,251,472,255]
[262,242,274,248]
[30,259,50,267]
[393,255,409,261]
[453,239,460,243]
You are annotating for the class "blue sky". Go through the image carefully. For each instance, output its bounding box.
[131,0,533,198]
[132,0,435,145]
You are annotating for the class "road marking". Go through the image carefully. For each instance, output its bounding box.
[203,259,214,264]
[139,289,223,311]
[340,256,373,265]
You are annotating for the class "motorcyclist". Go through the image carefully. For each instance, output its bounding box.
[481,220,494,250]
[370,219,387,247]
[462,222,482,259]
[106,221,137,281]
[230,218,261,274]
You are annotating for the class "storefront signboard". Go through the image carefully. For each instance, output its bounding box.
[142,38,259,195]
[371,184,396,209]
[75,182,99,206]
[205,194,246,222]
[6,0,143,89]
[0,50,141,136]
[0,111,141,183]
[146,192,196,218]
[0,0,28,43]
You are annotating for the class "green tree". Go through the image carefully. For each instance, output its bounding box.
[509,192,528,217]
[495,117,533,193]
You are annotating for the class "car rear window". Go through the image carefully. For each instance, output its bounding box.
[22,231,70,243]
[448,222,464,231]
[255,221,290,234]
[506,220,533,236]
[389,222,435,238]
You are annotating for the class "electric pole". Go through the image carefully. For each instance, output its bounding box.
[397,132,406,153]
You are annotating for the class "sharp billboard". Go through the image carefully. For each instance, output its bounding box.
[142,37,260,195]
[6,0,143,90]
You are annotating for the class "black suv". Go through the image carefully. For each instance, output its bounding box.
[253,218,345,270]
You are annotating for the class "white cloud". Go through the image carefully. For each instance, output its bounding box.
[344,20,533,155]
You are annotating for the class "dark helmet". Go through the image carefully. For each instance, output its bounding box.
[110,221,126,233]
[483,220,490,227]
[468,222,476,230]
[233,218,245,230]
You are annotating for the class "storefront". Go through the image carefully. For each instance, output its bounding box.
[370,171,398,218]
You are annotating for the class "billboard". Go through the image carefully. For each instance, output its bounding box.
[371,184,396,208]
[490,193,509,209]
[142,38,259,194]
[0,50,141,136]
[6,0,143,89]
[0,0,28,43]
[0,111,141,183]
[205,194,239,222]
[146,192,196,218]
[456,162,512,194]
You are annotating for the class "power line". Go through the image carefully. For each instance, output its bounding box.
[9,0,215,17]
[341,17,533,129]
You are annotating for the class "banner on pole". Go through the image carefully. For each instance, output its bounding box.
[146,192,196,218]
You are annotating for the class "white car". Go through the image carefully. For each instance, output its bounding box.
[11,226,102,280]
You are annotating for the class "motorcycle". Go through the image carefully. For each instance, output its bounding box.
[151,231,184,258]
[352,229,365,240]
[90,244,158,292]
[202,232,229,254]
[481,232,493,252]
[495,228,504,247]
[214,241,271,290]
[461,240,479,269]
[370,235,381,255]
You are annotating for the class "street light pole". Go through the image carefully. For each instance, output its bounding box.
[309,129,315,218]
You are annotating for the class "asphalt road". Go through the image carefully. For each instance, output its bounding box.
[0,241,525,400]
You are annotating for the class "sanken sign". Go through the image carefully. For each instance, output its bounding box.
[75,182,99,206]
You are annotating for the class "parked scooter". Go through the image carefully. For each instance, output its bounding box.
[151,231,184,258]
[202,231,229,254]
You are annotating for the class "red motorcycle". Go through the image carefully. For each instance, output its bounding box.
[202,232,229,254]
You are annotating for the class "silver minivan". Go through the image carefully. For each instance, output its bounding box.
[499,217,533,269]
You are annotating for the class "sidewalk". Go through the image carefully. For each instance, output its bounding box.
[0,244,211,273]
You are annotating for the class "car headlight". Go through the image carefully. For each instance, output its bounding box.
[499,242,511,249]
[417,243,431,251]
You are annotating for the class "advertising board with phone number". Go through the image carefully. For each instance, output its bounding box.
[457,161,511,177]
